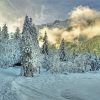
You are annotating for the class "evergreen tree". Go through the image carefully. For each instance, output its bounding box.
[30,24,37,41]
[41,32,50,71]
[15,27,20,39]
[29,18,37,42]
[21,15,34,77]
[0,27,1,32]
[41,31,48,55]
[22,15,30,34]
[0,27,2,40]
[59,39,66,61]
[42,55,50,71]
[2,24,9,39]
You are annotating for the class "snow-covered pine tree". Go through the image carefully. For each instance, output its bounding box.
[15,27,20,39]
[90,54,98,71]
[0,27,1,32]
[41,31,51,71]
[29,18,37,42]
[28,17,43,74]
[41,31,48,55]
[22,15,29,33]
[21,15,34,77]
[42,55,50,71]
[59,38,66,61]
[0,27,2,41]
[2,24,9,39]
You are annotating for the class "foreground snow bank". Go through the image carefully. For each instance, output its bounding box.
[0,67,100,100]
[0,67,20,100]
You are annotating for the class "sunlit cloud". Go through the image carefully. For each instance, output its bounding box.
[39,6,100,46]
[0,0,99,32]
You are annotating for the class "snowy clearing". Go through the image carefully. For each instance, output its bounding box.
[0,67,100,100]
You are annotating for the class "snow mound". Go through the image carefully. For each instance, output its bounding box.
[0,82,18,100]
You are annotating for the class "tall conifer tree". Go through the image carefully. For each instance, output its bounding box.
[41,31,48,55]
[59,38,66,61]
[2,24,9,39]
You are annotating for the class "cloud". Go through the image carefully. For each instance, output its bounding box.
[0,0,99,32]
[39,6,100,46]
[69,6,100,38]
[39,27,65,44]
[0,0,47,32]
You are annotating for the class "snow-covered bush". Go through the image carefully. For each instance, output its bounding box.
[88,54,100,71]
[0,39,21,68]
[50,54,62,74]
[50,52,67,74]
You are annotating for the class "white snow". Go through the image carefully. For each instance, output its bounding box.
[0,67,100,100]
[0,39,21,68]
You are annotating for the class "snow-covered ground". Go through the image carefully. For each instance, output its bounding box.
[0,67,100,100]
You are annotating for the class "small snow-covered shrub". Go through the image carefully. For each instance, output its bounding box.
[0,39,21,68]
[50,52,68,74]
[50,54,62,74]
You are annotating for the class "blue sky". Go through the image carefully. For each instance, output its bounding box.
[44,0,100,19]
[0,0,100,31]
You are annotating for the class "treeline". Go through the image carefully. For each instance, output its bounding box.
[0,15,100,77]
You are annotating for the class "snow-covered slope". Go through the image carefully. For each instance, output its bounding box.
[37,19,69,29]
[0,67,20,100]
[0,67,100,100]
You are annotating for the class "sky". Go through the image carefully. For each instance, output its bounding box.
[0,0,100,32]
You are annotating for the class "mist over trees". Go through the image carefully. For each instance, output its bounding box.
[0,15,100,77]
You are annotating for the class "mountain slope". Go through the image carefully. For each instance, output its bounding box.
[81,36,100,54]
[37,19,69,29]
[68,36,100,54]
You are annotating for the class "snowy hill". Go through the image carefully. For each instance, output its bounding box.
[37,19,69,29]
[68,36,100,54]
[1,67,100,100]
[81,36,100,54]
